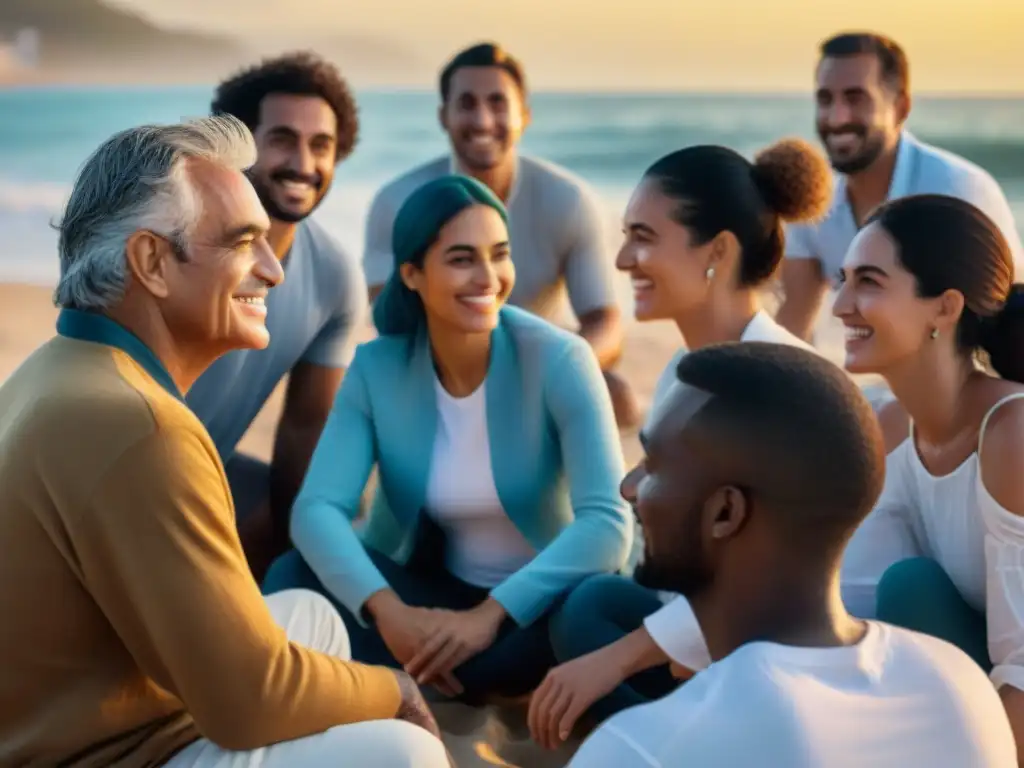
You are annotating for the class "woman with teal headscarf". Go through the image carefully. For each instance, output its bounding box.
[263,175,633,703]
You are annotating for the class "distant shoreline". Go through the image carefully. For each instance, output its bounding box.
[1,75,1022,99]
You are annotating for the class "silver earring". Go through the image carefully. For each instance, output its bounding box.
[930,328,939,339]
[705,266,715,282]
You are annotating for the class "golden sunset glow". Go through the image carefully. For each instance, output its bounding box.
[111,0,1024,92]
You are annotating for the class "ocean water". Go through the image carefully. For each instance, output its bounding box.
[1,87,1023,287]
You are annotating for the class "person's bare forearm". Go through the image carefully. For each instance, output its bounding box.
[579,308,624,370]
[775,295,823,342]
[999,686,1024,766]
[607,626,671,678]
[269,421,324,544]
[775,262,828,342]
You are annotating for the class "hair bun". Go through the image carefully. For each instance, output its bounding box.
[751,138,833,224]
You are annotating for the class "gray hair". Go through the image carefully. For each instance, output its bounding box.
[54,115,258,311]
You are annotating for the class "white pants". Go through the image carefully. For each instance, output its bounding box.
[165,589,449,767]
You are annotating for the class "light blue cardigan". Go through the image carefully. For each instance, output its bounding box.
[290,306,634,627]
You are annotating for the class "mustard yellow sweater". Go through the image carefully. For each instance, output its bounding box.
[0,311,400,766]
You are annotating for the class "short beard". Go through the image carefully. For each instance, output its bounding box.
[825,133,887,175]
[634,549,714,600]
[248,171,325,224]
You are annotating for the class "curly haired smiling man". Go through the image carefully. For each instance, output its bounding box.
[189,52,369,579]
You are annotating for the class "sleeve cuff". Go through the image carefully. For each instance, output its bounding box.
[489,579,541,628]
[642,595,712,671]
[991,663,1024,693]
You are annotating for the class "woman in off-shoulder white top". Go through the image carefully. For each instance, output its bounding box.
[833,194,1024,759]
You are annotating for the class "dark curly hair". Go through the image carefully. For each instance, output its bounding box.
[212,51,358,164]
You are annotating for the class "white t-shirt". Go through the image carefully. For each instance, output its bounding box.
[569,622,1017,768]
[424,378,535,587]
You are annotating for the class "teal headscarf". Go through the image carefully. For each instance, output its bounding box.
[373,175,509,336]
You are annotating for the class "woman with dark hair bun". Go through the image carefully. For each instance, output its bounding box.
[618,138,832,408]
[835,193,1024,757]
[529,138,835,747]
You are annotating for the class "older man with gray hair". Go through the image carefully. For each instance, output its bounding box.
[0,116,449,768]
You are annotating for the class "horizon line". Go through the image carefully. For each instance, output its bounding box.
[2,81,1023,99]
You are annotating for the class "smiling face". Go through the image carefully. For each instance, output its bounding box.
[248,93,338,223]
[815,54,905,175]
[155,158,283,356]
[616,177,716,322]
[833,222,957,374]
[400,204,515,335]
[440,66,528,172]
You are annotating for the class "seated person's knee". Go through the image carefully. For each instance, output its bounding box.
[262,549,317,594]
[264,588,351,660]
[551,574,633,648]
[320,719,449,768]
[877,557,949,607]
[564,573,635,615]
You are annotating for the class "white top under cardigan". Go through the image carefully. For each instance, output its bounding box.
[425,377,536,588]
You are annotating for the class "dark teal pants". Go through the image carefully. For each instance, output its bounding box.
[875,557,991,671]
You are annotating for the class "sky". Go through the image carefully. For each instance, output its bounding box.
[111,0,1024,93]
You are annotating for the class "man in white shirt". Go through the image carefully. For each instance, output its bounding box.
[534,342,1016,767]
[363,42,639,428]
[527,312,818,735]
[776,32,1023,343]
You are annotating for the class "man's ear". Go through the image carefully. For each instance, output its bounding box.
[704,485,749,541]
[894,89,912,127]
[124,230,172,299]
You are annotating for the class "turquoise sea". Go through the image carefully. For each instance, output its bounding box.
[1,87,1023,285]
